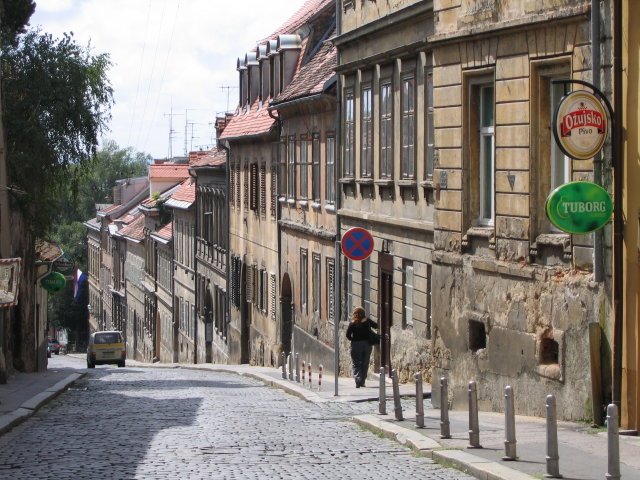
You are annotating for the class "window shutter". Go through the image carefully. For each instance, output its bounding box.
[250,163,258,211]
[270,273,277,321]
[270,166,277,219]
[243,165,249,211]
[327,259,335,323]
[246,263,254,304]
[230,164,235,207]
[260,164,266,217]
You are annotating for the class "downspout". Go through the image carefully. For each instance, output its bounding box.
[189,167,198,364]
[334,0,342,397]
[612,0,623,418]
[592,0,604,282]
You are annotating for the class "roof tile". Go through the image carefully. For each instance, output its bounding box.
[119,213,146,241]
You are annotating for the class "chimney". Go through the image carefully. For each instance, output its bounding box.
[277,34,302,93]
[236,57,247,109]
[245,49,259,106]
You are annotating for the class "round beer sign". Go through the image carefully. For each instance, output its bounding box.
[40,271,67,293]
[554,90,608,160]
[545,181,612,234]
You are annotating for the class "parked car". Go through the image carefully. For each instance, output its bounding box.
[47,343,52,358]
[48,338,61,355]
[86,331,126,368]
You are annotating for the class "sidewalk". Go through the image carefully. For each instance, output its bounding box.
[2,357,638,480]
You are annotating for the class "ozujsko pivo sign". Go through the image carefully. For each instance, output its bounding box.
[545,181,613,234]
[554,90,609,160]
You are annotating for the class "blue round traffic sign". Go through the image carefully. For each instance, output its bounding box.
[341,227,374,261]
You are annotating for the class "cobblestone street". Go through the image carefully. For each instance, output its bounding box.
[0,366,472,479]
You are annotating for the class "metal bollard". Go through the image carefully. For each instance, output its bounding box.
[391,369,403,421]
[606,403,621,480]
[308,363,312,389]
[503,385,517,460]
[295,353,300,383]
[379,367,387,415]
[302,360,306,385]
[288,354,293,381]
[281,352,286,379]
[545,394,562,478]
[318,365,323,391]
[440,377,451,439]
[415,372,424,428]
[468,381,482,448]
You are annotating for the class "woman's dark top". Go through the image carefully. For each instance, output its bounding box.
[346,319,378,342]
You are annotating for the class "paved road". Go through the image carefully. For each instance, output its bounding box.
[0,359,473,480]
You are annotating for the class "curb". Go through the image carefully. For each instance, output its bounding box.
[352,414,536,480]
[0,373,85,436]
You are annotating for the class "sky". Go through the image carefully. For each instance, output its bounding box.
[30,0,306,160]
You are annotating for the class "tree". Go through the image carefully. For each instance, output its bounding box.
[1,25,113,372]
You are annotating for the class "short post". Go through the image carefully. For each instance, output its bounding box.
[503,385,517,460]
[440,377,451,439]
[378,367,387,415]
[392,368,403,421]
[288,354,293,381]
[606,403,621,480]
[415,372,424,428]
[295,353,300,383]
[281,352,286,379]
[468,380,482,448]
[308,363,312,389]
[318,365,323,391]
[545,394,562,478]
[302,360,306,385]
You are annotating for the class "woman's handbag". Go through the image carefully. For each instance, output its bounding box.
[368,328,380,346]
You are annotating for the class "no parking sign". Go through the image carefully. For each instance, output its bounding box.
[341,227,374,261]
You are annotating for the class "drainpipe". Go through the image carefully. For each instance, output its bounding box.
[592,0,604,282]
[219,139,231,362]
[612,0,623,418]
[334,0,342,397]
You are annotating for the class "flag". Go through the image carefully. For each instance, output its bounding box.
[74,268,87,301]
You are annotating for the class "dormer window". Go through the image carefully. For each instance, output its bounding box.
[257,44,269,103]
[276,34,302,94]
[267,40,279,99]
[236,57,247,109]
[245,50,259,106]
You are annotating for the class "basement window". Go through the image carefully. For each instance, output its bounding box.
[468,320,486,351]
[539,338,559,365]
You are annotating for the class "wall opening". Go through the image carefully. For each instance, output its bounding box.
[539,337,559,365]
[468,320,486,351]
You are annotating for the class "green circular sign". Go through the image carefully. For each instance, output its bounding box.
[40,272,67,293]
[545,181,612,234]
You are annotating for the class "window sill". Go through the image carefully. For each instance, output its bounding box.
[325,204,336,213]
[278,196,287,203]
[462,226,495,251]
[420,180,435,190]
[298,200,309,208]
[536,233,570,248]
[286,198,296,206]
[310,202,321,211]
[339,177,355,185]
[397,179,417,188]
[356,178,374,185]
[374,179,394,187]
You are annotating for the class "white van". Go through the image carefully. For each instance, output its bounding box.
[87,331,126,368]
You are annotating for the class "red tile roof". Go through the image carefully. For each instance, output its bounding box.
[155,222,173,241]
[99,204,119,215]
[149,164,190,180]
[119,213,146,241]
[261,0,333,41]
[35,240,62,262]
[170,178,196,203]
[274,39,336,104]
[218,99,276,140]
[189,148,226,167]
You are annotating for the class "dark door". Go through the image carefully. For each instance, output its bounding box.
[240,264,251,363]
[280,273,293,356]
[379,253,393,373]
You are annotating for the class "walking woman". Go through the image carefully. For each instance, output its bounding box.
[346,306,378,388]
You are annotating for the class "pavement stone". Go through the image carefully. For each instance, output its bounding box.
[0,354,638,480]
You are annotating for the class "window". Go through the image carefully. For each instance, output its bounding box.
[344,89,355,177]
[327,258,335,324]
[312,133,321,201]
[549,82,570,191]
[299,136,309,199]
[425,69,435,179]
[288,136,296,198]
[278,141,287,198]
[361,85,373,177]
[380,81,393,179]
[401,74,416,179]
[362,258,372,317]
[345,258,353,321]
[312,254,321,317]
[467,77,495,227]
[402,261,414,329]
[326,134,336,203]
[300,249,308,314]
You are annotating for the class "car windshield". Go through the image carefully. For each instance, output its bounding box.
[94,333,122,344]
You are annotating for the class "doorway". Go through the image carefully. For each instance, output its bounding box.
[379,253,393,373]
[280,273,292,356]
[240,263,251,363]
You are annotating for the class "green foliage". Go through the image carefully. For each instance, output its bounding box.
[2,28,113,238]
[0,0,36,47]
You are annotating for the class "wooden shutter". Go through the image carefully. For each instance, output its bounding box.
[260,164,266,217]
[250,163,258,211]
[270,273,277,321]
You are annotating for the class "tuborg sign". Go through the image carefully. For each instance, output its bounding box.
[545,181,612,234]
[40,271,67,293]
[553,90,608,160]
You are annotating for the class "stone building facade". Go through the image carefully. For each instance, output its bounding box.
[429,0,612,420]
[335,0,435,382]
